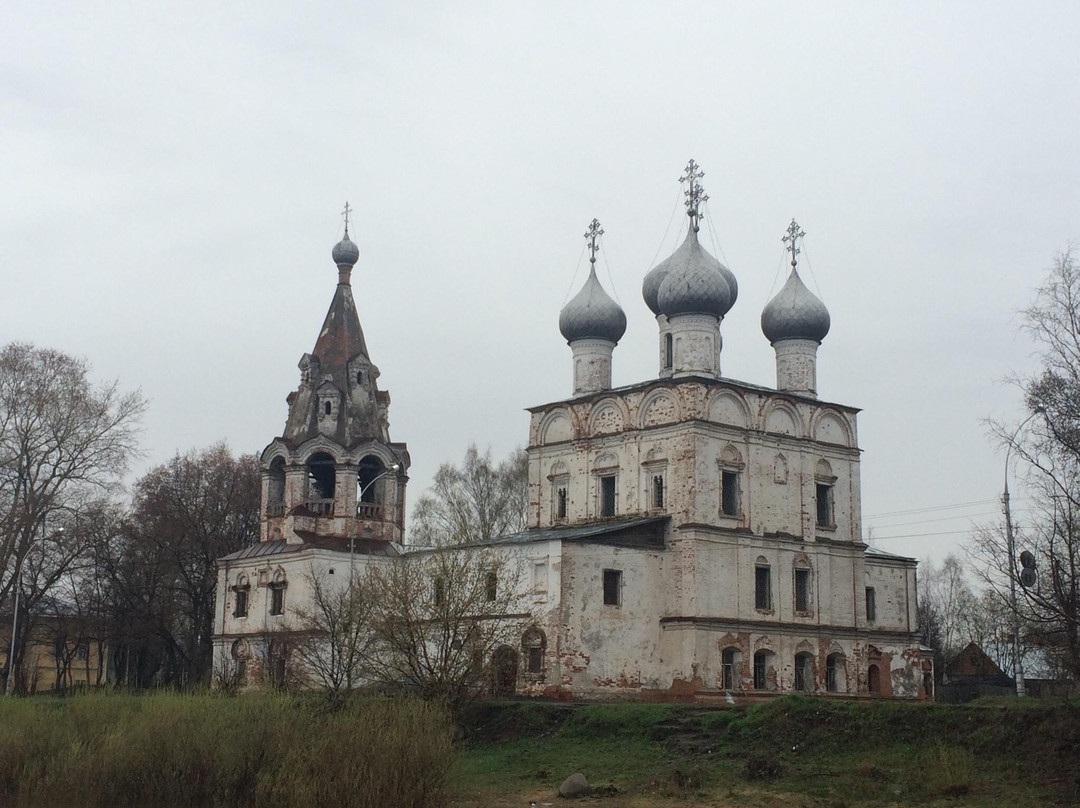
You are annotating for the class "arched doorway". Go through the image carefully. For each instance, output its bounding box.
[492,645,519,696]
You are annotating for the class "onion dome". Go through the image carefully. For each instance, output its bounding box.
[559,267,627,344]
[655,229,732,318]
[647,228,737,317]
[332,230,359,268]
[761,268,831,344]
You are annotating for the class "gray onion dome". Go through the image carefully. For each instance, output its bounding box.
[559,267,627,344]
[656,229,732,318]
[761,269,831,344]
[332,232,360,267]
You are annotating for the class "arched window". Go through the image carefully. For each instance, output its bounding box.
[522,627,546,675]
[867,663,881,695]
[753,649,775,691]
[721,647,742,690]
[826,652,846,693]
[267,457,286,516]
[794,652,814,692]
[306,452,336,503]
[357,455,386,505]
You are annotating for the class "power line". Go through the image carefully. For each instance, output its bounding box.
[862,498,1000,519]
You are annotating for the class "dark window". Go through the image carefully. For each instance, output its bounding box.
[664,333,673,369]
[753,651,769,690]
[865,587,876,622]
[721,471,739,516]
[76,640,89,661]
[826,654,842,692]
[755,565,772,610]
[795,569,810,612]
[306,452,336,500]
[528,646,543,674]
[722,648,737,690]
[237,659,247,681]
[53,637,66,661]
[486,571,498,602]
[356,371,364,384]
[358,456,385,504]
[652,475,665,509]
[795,652,813,692]
[270,585,285,616]
[600,475,616,517]
[434,578,446,607]
[235,588,249,618]
[868,663,880,694]
[324,400,332,415]
[816,483,833,527]
[523,628,545,674]
[556,487,567,519]
[603,569,621,606]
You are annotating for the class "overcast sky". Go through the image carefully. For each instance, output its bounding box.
[4,2,1078,566]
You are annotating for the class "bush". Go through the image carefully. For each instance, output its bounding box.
[0,692,453,808]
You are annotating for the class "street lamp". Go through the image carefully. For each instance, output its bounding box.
[5,526,62,696]
[1002,414,1036,698]
[350,463,401,585]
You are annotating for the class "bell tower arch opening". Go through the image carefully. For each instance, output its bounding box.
[306,452,337,512]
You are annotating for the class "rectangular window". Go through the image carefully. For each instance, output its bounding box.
[235,588,248,618]
[795,569,810,613]
[485,571,498,602]
[816,483,833,527]
[865,586,876,622]
[603,569,621,606]
[664,333,673,369]
[528,646,543,674]
[755,565,772,611]
[556,486,567,519]
[652,475,665,509]
[434,578,446,607]
[237,659,247,681]
[722,648,736,690]
[721,471,739,516]
[76,640,90,661]
[600,475,616,517]
[753,652,767,690]
[270,585,285,616]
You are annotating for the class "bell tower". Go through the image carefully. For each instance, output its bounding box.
[260,204,410,544]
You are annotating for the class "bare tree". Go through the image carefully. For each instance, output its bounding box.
[978,248,1080,677]
[364,545,527,706]
[291,568,378,705]
[409,445,528,546]
[0,343,144,617]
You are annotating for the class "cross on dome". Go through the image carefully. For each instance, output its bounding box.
[782,219,805,268]
[585,218,604,265]
[341,201,354,236]
[680,159,709,232]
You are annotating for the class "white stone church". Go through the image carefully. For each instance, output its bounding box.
[213,164,932,700]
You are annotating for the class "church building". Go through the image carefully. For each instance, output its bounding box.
[212,164,931,700]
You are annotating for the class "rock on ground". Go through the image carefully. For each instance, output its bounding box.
[558,772,590,798]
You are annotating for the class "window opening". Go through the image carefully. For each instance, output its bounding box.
[865,587,876,622]
[270,585,285,616]
[816,482,833,527]
[753,650,770,690]
[600,475,616,517]
[795,568,810,612]
[237,660,246,681]
[868,663,881,694]
[652,475,665,509]
[664,333,673,369]
[267,457,286,515]
[556,487,567,519]
[721,648,740,690]
[522,628,545,674]
[324,400,332,416]
[795,652,814,692]
[357,455,386,505]
[306,452,336,501]
[603,569,621,606]
[434,578,446,607]
[235,588,248,618]
[721,470,739,516]
[485,571,498,602]
[755,565,772,610]
[826,653,845,692]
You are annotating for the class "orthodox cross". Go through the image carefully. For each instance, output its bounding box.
[680,159,709,232]
[341,201,353,236]
[782,219,805,269]
[585,218,604,265]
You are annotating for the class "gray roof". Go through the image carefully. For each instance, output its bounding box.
[219,540,294,562]
[864,545,917,563]
[655,228,734,319]
[559,266,627,344]
[332,232,359,267]
[481,515,669,547]
[761,268,830,344]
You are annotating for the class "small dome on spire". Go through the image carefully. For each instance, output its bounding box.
[332,231,359,267]
[761,268,830,344]
[560,266,627,344]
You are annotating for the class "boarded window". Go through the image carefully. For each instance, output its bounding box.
[795,569,810,612]
[600,475,616,517]
[603,569,621,606]
[865,587,876,622]
[755,565,772,610]
[795,652,814,692]
[721,471,739,516]
[816,482,833,527]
